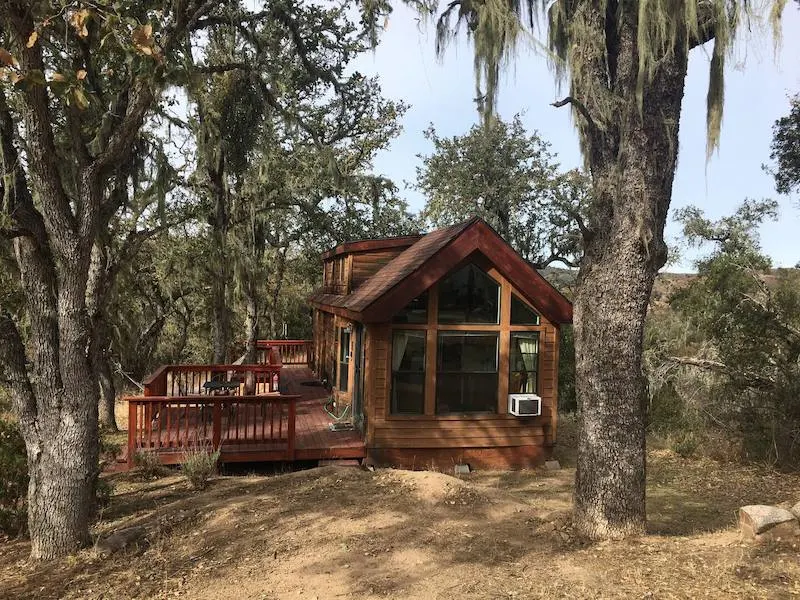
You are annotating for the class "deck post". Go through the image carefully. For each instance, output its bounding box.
[127,401,137,469]
[212,401,222,451]
[287,397,296,461]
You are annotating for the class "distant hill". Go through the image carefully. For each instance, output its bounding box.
[540,266,797,311]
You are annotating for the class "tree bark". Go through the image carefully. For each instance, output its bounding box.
[207,140,231,364]
[570,11,688,539]
[243,278,259,364]
[87,243,119,431]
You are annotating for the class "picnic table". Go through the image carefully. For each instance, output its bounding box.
[202,379,241,395]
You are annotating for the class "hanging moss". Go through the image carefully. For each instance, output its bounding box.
[435,0,787,159]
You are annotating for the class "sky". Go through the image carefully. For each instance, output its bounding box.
[351,4,800,272]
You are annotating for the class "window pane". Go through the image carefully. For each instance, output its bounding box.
[437,333,497,372]
[436,373,497,414]
[339,329,351,363]
[339,361,349,392]
[510,333,539,394]
[437,264,500,324]
[338,328,351,392]
[391,331,426,414]
[510,294,540,325]
[436,333,498,413]
[392,291,429,324]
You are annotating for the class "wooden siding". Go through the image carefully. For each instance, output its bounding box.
[351,248,408,290]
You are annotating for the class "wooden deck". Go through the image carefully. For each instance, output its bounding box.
[281,365,365,461]
[125,363,365,468]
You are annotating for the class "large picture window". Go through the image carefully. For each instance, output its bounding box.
[437,264,499,324]
[436,333,498,413]
[510,333,539,394]
[391,331,426,414]
[338,327,351,392]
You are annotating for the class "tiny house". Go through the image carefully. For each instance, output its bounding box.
[309,217,573,469]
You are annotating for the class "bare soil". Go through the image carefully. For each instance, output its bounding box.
[2,445,800,599]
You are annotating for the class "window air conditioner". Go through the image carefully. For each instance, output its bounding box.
[508,394,541,417]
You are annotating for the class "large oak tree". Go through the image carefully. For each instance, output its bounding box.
[435,0,789,537]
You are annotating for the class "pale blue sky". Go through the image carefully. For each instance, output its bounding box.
[353,4,800,271]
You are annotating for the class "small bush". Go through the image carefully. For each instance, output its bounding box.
[0,419,28,537]
[95,478,114,510]
[133,450,166,479]
[99,436,122,470]
[670,432,700,458]
[180,444,220,490]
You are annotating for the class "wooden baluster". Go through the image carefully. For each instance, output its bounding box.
[213,401,221,450]
[235,397,240,441]
[165,402,171,448]
[287,398,296,460]
[270,400,274,440]
[183,402,188,447]
[127,401,136,469]
[156,402,162,448]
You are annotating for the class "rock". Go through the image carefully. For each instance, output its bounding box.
[739,505,800,542]
[544,460,561,471]
[791,502,800,520]
[454,464,471,475]
[95,525,148,557]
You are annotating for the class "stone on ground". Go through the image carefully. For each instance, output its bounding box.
[791,502,800,520]
[739,505,800,542]
[544,460,561,471]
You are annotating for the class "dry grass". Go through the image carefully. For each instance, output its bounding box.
[1,448,799,600]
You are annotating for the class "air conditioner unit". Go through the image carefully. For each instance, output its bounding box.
[508,394,541,417]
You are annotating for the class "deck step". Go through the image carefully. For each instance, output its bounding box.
[318,459,361,468]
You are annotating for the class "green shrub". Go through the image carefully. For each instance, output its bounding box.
[0,419,28,536]
[99,436,122,470]
[95,478,114,510]
[671,432,700,458]
[133,450,166,479]
[180,444,220,490]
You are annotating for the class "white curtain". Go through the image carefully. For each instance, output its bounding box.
[392,332,409,371]
[519,336,538,371]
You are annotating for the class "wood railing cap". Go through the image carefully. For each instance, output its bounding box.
[124,393,300,403]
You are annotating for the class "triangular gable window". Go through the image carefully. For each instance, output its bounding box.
[510,293,540,325]
[438,264,500,324]
[392,290,429,324]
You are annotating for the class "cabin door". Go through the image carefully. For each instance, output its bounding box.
[352,324,365,433]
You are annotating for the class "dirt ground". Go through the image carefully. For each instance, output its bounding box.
[2,444,800,599]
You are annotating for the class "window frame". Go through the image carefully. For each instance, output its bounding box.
[509,332,540,395]
[436,263,501,325]
[385,262,546,420]
[337,326,351,393]
[390,330,427,415]
[435,331,499,415]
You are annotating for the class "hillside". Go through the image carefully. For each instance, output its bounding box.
[2,423,799,599]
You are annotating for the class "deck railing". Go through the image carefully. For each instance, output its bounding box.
[256,340,313,367]
[126,394,298,468]
[143,363,283,398]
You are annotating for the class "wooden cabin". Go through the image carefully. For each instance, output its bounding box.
[308,217,573,469]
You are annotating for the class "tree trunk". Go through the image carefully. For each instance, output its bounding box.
[264,247,288,340]
[571,17,688,538]
[243,278,259,364]
[209,158,231,364]
[97,351,118,431]
[87,243,118,431]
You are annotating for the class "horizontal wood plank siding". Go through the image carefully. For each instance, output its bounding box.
[351,249,409,290]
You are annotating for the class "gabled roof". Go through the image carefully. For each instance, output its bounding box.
[309,217,573,325]
[321,234,423,260]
